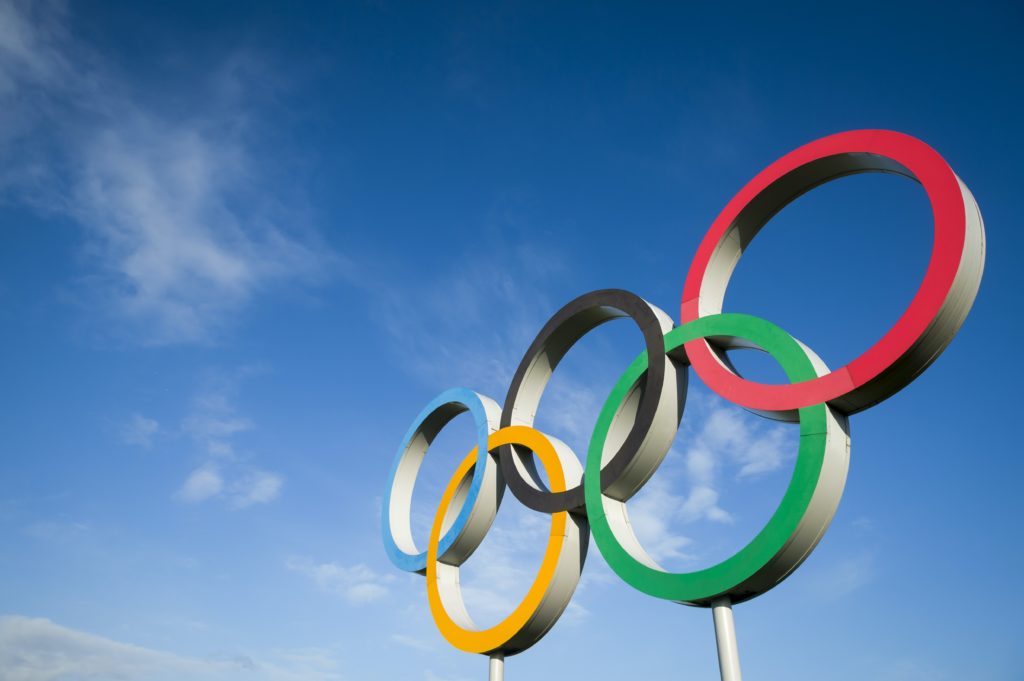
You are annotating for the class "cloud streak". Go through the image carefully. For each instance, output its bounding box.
[693,403,791,479]
[286,557,396,603]
[120,413,160,448]
[806,551,876,600]
[0,0,335,344]
[0,615,344,681]
[624,389,798,565]
[173,368,283,509]
[373,241,566,399]
[176,464,224,504]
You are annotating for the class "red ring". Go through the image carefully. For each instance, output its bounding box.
[680,130,976,414]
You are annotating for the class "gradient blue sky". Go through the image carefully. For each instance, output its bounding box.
[1,2,1022,680]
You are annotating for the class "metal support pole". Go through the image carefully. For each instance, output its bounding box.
[711,597,742,681]
[488,652,504,681]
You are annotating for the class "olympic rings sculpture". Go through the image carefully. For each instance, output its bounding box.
[382,130,985,657]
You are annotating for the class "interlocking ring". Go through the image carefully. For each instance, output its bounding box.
[680,129,985,417]
[427,426,587,655]
[382,129,985,657]
[586,314,849,606]
[499,289,680,514]
[382,388,501,574]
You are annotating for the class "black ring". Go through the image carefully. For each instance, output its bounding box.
[499,289,672,513]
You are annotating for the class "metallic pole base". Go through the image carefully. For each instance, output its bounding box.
[711,597,742,681]
[488,652,504,681]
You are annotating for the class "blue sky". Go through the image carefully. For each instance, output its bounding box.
[1,1,1022,679]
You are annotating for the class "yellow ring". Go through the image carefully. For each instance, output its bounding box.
[426,425,570,654]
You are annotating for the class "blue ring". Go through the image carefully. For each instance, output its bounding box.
[382,388,497,573]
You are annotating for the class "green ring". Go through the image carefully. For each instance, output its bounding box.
[584,313,830,605]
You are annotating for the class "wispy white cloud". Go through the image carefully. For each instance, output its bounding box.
[172,368,284,509]
[182,411,254,457]
[0,2,67,110]
[684,443,717,485]
[228,469,283,508]
[370,235,654,468]
[181,375,256,459]
[626,473,696,563]
[806,551,875,600]
[0,615,345,681]
[626,447,731,566]
[676,391,796,520]
[457,512,546,622]
[374,505,550,637]
[390,633,434,652]
[560,600,591,626]
[575,554,618,593]
[623,390,800,565]
[22,520,90,543]
[120,413,160,448]
[851,516,874,532]
[176,464,224,504]
[0,0,335,344]
[175,460,281,509]
[533,375,607,458]
[286,556,395,603]
[373,241,566,399]
[0,614,229,681]
[678,485,733,524]
[446,502,598,628]
[695,404,790,478]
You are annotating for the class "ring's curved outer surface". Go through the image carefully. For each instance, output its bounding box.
[681,129,985,417]
[499,289,681,513]
[427,426,588,655]
[586,314,850,605]
[383,388,502,574]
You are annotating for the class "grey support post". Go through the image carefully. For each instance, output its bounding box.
[711,597,742,681]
